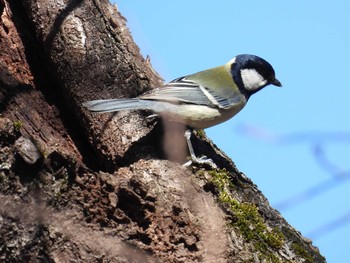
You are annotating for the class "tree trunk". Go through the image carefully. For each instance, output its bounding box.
[0,0,326,262]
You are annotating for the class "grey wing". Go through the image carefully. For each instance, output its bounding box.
[140,77,243,109]
[140,77,213,106]
[200,85,244,109]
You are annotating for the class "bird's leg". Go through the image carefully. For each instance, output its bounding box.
[183,129,217,168]
[185,130,196,159]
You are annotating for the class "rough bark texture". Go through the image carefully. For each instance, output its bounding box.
[0,0,326,262]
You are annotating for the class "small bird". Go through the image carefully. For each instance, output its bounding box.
[83,54,281,166]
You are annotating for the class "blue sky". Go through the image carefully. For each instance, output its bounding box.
[116,1,350,262]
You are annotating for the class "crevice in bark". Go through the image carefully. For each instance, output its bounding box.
[7,0,104,172]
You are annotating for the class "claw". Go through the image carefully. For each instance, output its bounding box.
[182,129,217,168]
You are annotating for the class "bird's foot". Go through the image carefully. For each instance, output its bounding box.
[183,155,217,169]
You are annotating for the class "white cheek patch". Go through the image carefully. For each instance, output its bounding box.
[240,68,267,91]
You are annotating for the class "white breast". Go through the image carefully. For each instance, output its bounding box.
[158,102,246,129]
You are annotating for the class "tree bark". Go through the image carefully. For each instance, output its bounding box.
[0,0,326,262]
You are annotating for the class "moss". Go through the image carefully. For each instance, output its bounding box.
[195,129,206,140]
[207,169,285,260]
[13,120,22,131]
[291,243,316,263]
[282,227,325,263]
[258,252,283,263]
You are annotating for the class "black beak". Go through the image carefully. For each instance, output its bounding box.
[271,78,282,87]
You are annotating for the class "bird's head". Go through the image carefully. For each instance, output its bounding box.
[229,54,282,97]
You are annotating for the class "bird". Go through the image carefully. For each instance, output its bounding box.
[83,54,282,167]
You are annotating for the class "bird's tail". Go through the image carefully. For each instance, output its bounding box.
[82,98,157,113]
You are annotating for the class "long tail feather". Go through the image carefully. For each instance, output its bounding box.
[82,98,155,113]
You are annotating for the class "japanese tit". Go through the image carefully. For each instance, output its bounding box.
[83,54,281,166]
[83,54,281,129]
